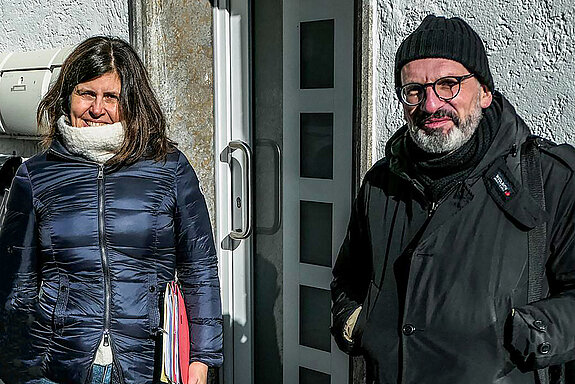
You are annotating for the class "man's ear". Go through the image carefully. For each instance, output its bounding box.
[480,84,493,109]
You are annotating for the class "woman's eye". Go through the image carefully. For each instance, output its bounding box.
[78,91,95,99]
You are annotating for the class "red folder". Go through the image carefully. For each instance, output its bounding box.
[160,281,190,384]
[176,283,190,384]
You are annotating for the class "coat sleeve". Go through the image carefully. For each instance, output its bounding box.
[506,149,575,370]
[331,180,372,355]
[173,152,223,367]
[0,163,39,379]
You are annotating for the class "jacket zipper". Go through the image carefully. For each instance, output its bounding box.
[97,166,125,384]
[97,165,112,343]
[51,149,124,382]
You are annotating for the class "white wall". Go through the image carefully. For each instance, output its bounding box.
[373,0,575,160]
[0,0,129,52]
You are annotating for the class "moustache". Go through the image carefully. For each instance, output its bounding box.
[414,109,460,128]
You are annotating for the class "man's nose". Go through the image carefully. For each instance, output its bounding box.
[420,86,444,114]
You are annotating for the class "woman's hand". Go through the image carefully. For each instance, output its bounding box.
[188,361,208,384]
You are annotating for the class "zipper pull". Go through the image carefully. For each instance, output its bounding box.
[510,144,518,157]
[411,180,425,195]
[98,165,104,180]
[428,201,438,217]
[103,330,110,347]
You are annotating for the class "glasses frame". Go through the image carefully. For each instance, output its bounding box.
[396,73,476,107]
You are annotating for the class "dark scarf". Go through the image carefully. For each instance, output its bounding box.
[403,97,503,201]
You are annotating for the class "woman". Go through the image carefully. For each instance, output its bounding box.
[0,36,222,384]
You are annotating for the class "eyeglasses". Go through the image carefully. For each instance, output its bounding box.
[397,74,476,106]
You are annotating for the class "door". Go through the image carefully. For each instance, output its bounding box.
[214,0,354,383]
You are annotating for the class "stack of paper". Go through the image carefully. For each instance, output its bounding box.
[160,281,190,384]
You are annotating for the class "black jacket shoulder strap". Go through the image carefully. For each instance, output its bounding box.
[520,135,550,384]
[521,136,547,303]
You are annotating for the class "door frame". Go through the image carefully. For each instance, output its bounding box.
[213,0,254,383]
[213,0,367,382]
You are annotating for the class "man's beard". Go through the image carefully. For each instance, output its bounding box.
[407,96,483,154]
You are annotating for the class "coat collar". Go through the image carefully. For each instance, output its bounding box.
[48,137,93,162]
[385,92,548,229]
[386,92,531,185]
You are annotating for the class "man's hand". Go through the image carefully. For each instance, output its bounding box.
[188,361,208,384]
[343,306,363,342]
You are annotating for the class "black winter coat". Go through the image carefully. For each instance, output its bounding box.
[0,140,223,384]
[331,96,575,384]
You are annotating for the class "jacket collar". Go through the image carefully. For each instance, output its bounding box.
[467,93,530,181]
[48,137,101,165]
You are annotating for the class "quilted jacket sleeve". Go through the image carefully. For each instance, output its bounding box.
[506,146,575,371]
[0,163,39,379]
[331,180,372,355]
[173,152,223,367]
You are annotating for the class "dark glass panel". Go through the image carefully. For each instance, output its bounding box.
[300,367,331,384]
[300,285,331,352]
[300,201,332,267]
[300,19,334,89]
[300,113,333,179]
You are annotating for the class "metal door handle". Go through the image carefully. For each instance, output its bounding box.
[221,140,253,239]
[256,139,282,235]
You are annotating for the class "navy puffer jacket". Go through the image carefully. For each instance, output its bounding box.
[0,139,223,384]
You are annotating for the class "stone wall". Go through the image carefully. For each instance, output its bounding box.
[372,0,575,160]
[131,0,216,225]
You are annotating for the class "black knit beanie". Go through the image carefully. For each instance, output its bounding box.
[395,15,494,92]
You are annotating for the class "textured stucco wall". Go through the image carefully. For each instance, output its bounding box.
[131,0,216,227]
[373,0,575,161]
[0,0,128,52]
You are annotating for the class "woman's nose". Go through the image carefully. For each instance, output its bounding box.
[89,97,105,117]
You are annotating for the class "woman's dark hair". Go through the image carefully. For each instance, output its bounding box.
[37,36,175,165]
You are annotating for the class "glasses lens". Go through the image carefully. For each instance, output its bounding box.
[401,84,424,105]
[434,77,461,101]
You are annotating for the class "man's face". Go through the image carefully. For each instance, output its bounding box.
[400,58,493,153]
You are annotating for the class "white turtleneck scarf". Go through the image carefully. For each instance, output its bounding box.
[57,116,123,365]
[57,116,125,164]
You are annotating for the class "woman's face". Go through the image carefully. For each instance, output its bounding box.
[69,71,122,128]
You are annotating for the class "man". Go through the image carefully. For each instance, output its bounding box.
[331,15,575,384]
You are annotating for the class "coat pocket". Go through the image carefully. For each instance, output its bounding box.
[365,280,381,319]
[493,295,516,379]
[357,280,381,349]
[53,274,69,335]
